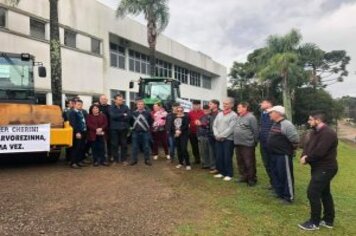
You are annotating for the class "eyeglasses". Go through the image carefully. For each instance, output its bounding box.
[177,110,183,112]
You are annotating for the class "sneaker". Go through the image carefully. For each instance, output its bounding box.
[320,220,333,229]
[145,160,152,166]
[209,169,219,174]
[153,155,158,160]
[186,166,192,171]
[166,155,171,160]
[223,176,232,181]
[129,161,138,166]
[70,163,81,169]
[101,162,109,167]
[93,162,99,167]
[298,220,320,231]
[122,161,129,166]
[176,164,183,169]
[214,174,224,178]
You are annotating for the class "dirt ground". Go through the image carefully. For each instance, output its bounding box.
[0,158,204,236]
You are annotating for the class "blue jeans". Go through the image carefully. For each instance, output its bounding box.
[270,154,294,201]
[131,131,151,162]
[215,139,234,177]
[168,134,175,160]
[91,136,106,164]
[208,137,216,169]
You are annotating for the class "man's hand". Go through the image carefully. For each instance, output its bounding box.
[195,120,201,126]
[300,155,308,165]
[76,133,82,139]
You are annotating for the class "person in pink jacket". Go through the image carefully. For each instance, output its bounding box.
[151,103,169,160]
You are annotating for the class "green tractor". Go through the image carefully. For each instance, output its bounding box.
[129,77,191,112]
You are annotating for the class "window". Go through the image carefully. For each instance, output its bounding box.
[110,43,126,69]
[30,18,46,40]
[0,7,6,28]
[155,59,172,78]
[64,29,76,48]
[174,65,189,84]
[129,92,138,109]
[128,50,150,75]
[202,75,212,89]
[190,71,201,87]
[91,38,101,55]
[35,93,47,105]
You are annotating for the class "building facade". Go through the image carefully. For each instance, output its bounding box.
[0,0,227,109]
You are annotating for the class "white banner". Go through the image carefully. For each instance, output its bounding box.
[0,124,51,153]
[176,98,192,112]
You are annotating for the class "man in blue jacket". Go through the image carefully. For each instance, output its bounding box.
[109,94,131,165]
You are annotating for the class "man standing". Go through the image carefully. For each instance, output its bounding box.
[267,106,299,204]
[165,102,180,163]
[188,100,204,164]
[130,99,153,166]
[259,99,274,188]
[208,99,220,174]
[213,98,237,182]
[109,94,131,165]
[68,99,87,169]
[298,112,338,231]
[234,102,259,186]
[99,95,111,161]
[196,105,213,169]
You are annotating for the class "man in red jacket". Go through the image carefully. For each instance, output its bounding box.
[188,100,204,164]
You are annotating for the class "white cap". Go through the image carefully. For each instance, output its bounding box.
[267,105,285,115]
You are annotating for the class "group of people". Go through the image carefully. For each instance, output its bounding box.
[63,94,339,231]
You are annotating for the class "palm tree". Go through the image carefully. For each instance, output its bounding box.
[9,0,62,107]
[259,29,305,122]
[116,0,170,77]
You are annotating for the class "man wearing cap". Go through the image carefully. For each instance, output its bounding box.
[267,105,299,204]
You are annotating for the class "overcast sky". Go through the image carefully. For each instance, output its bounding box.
[97,0,356,98]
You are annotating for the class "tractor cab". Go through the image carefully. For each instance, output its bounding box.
[129,77,181,111]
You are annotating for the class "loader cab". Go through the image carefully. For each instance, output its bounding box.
[0,52,46,104]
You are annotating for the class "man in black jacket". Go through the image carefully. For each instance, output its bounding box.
[99,94,111,160]
[68,99,87,169]
[298,112,338,231]
[130,99,153,166]
[109,94,131,165]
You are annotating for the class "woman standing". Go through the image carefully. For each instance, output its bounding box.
[87,104,108,166]
[151,103,169,160]
[171,106,191,170]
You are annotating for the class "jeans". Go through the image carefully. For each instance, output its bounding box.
[111,129,128,162]
[308,168,338,225]
[198,136,214,169]
[235,145,257,182]
[91,136,106,164]
[189,133,200,163]
[270,154,294,201]
[131,131,151,162]
[176,134,190,166]
[152,130,168,156]
[208,137,216,169]
[168,134,175,160]
[215,139,234,177]
[260,145,273,185]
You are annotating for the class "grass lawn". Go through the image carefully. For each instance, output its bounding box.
[173,141,356,236]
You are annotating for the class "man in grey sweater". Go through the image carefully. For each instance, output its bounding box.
[213,98,237,181]
[234,102,259,186]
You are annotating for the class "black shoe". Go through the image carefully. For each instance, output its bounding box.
[236,178,247,184]
[194,161,201,165]
[298,220,320,231]
[93,162,99,167]
[279,198,293,205]
[247,181,257,187]
[101,162,109,167]
[145,160,152,166]
[71,163,81,169]
[201,166,210,170]
[320,220,333,229]
[130,161,138,166]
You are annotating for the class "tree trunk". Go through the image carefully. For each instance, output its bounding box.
[49,0,62,107]
[282,73,293,122]
[147,18,157,77]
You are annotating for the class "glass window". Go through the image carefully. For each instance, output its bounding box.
[174,65,188,84]
[91,38,101,54]
[128,50,150,75]
[30,18,46,40]
[155,59,172,78]
[144,81,172,101]
[190,71,201,87]
[0,7,6,28]
[64,29,76,48]
[202,75,212,89]
[110,42,126,69]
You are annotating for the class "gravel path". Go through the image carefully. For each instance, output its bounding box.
[0,159,198,236]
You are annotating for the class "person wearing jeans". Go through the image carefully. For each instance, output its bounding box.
[188,100,204,164]
[166,103,179,163]
[208,99,220,174]
[87,104,108,166]
[212,98,237,181]
[130,99,153,166]
[298,112,338,231]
